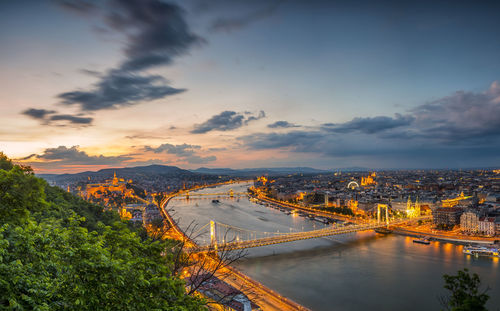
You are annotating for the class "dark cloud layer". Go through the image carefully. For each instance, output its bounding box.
[22,108,56,119]
[239,82,500,167]
[55,0,202,111]
[409,81,500,142]
[21,146,132,165]
[323,114,414,134]
[55,0,96,14]
[105,0,203,71]
[239,130,324,150]
[268,120,300,128]
[183,154,217,164]
[22,108,93,126]
[48,114,93,124]
[144,143,216,164]
[144,143,200,156]
[58,71,184,111]
[209,1,281,33]
[191,110,265,134]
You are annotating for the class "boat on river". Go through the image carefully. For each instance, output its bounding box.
[463,245,499,257]
[413,237,430,245]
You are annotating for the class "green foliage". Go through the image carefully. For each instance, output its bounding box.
[0,166,47,225]
[0,153,13,171]
[0,153,205,310]
[442,268,490,311]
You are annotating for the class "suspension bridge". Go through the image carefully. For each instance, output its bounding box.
[193,215,430,252]
[160,186,430,253]
[178,189,248,198]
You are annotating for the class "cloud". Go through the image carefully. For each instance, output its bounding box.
[58,70,184,111]
[209,1,281,33]
[267,120,300,128]
[184,155,217,164]
[55,0,96,14]
[21,108,93,126]
[191,110,266,134]
[21,108,56,119]
[244,110,266,125]
[235,82,500,168]
[144,143,200,156]
[407,81,500,142]
[104,0,204,72]
[143,143,216,164]
[55,0,203,111]
[20,146,132,165]
[238,126,500,168]
[323,114,414,134]
[124,159,171,167]
[316,81,500,144]
[208,147,227,152]
[79,69,102,77]
[48,114,93,124]
[239,130,325,150]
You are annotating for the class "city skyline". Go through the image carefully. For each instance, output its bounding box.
[2,0,500,173]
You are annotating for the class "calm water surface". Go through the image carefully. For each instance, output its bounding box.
[169,183,500,311]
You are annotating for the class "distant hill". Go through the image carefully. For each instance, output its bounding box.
[37,164,195,184]
[191,167,328,176]
[331,167,370,172]
[38,165,333,184]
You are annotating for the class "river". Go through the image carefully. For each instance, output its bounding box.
[169,183,500,311]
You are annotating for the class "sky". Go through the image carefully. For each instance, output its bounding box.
[1,0,500,173]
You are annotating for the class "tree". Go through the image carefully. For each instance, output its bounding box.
[441,268,490,311]
[0,166,47,225]
[0,218,205,310]
[0,152,13,171]
[0,153,206,310]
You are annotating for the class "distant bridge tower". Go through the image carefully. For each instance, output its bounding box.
[210,220,217,250]
[377,204,389,226]
[229,189,234,197]
[185,190,189,199]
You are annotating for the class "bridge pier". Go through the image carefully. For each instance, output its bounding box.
[377,204,389,227]
[210,220,217,250]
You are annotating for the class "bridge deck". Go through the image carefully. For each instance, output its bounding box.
[196,216,430,251]
[179,192,248,196]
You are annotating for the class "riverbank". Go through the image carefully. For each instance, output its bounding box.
[393,226,498,245]
[159,184,310,311]
[251,193,498,246]
[168,182,500,311]
[250,193,358,223]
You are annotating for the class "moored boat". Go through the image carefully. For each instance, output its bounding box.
[413,237,430,245]
[463,245,499,258]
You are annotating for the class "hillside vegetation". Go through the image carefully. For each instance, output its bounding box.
[0,153,204,310]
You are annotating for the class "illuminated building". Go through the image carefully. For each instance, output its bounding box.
[478,217,496,236]
[441,192,473,207]
[84,172,134,200]
[361,172,377,186]
[460,210,480,234]
[348,199,363,214]
[405,196,421,218]
[432,207,464,226]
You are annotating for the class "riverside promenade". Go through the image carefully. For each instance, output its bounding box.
[250,192,360,223]
[158,185,311,311]
[393,226,499,245]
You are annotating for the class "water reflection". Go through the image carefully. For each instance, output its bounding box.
[172,183,500,311]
